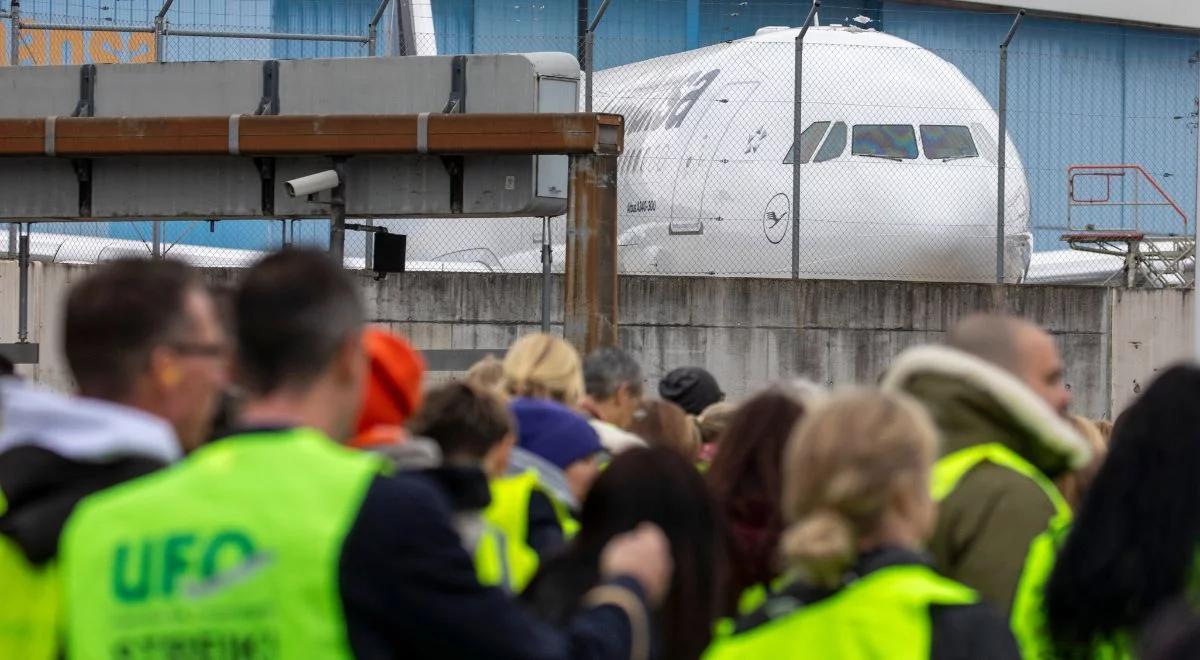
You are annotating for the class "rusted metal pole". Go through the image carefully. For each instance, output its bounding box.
[564,153,618,353]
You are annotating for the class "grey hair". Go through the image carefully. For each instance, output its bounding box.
[583,346,643,400]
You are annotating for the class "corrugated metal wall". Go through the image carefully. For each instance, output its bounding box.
[10,0,1197,255]
[882,4,1199,247]
[270,0,375,58]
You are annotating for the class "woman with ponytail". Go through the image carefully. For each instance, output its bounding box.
[704,389,1019,660]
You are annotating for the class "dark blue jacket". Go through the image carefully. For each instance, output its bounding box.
[339,470,647,659]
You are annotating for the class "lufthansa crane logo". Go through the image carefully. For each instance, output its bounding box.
[763,193,790,244]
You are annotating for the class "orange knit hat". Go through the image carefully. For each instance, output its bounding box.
[350,328,425,449]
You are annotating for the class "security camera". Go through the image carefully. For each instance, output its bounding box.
[285,170,340,198]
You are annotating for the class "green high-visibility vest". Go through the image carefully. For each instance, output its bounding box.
[473,518,539,594]
[486,469,578,543]
[703,564,977,659]
[932,442,1073,660]
[61,427,384,660]
[0,535,60,660]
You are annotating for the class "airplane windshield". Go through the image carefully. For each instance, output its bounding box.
[921,125,978,160]
[852,125,918,160]
[784,121,830,164]
[814,122,847,162]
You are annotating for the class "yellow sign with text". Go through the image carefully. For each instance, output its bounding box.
[0,28,154,66]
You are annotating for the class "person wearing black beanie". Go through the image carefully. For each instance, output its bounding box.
[659,367,724,416]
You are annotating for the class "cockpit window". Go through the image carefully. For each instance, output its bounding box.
[920,125,978,160]
[814,122,847,162]
[852,125,918,160]
[784,121,830,164]
[970,123,996,164]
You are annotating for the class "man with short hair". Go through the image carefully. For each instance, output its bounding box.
[65,258,230,451]
[62,249,670,660]
[946,314,1072,417]
[411,381,516,479]
[581,346,647,454]
[882,314,1090,637]
[409,382,538,591]
[0,258,228,659]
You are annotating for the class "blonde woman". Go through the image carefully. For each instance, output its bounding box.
[503,333,585,406]
[491,334,597,562]
[705,390,1019,660]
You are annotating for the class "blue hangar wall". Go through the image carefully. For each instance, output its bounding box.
[11,1,1198,253]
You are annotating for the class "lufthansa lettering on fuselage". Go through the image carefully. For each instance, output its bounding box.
[606,69,721,136]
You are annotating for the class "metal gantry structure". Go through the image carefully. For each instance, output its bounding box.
[0,110,625,356]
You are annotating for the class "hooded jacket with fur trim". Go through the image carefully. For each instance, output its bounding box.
[882,345,1090,616]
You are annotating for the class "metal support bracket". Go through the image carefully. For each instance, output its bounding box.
[72,65,96,117]
[439,55,467,214]
[254,157,276,216]
[254,60,280,215]
[72,65,96,217]
[441,56,467,114]
[256,60,280,116]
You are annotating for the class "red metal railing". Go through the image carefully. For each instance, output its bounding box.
[1067,164,1189,232]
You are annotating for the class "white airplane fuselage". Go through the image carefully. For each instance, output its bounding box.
[410,26,1034,283]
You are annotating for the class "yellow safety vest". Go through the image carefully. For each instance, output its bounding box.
[61,428,383,660]
[0,534,60,660]
[480,470,578,594]
[932,442,1073,660]
[704,564,977,659]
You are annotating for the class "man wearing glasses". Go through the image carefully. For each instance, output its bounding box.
[0,258,229,660]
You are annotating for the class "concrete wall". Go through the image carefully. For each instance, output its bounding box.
[4,262,1192,420]
[357,273,1131,418]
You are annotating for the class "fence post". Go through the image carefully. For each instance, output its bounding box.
[541,216,552,333]
[368,0,392,57]
[8,0,18,66]
[792,0,820,280]
[154,16,164,62]
[1194,70,1199,358]
[996,10,1024,284]
[17,223,29,343]
[153,2,174,257]
[155,0,174,62]
[6,1,16,261]
[584,0,612,113]
[329,159,348,266]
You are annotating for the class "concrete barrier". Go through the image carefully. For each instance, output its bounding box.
[4,262,1192,420]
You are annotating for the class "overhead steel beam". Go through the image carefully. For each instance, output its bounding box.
[0,113,624,158]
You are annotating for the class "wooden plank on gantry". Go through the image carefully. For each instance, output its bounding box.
[0,113,623,157]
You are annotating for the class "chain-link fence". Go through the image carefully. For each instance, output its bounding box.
[371,6,1200,287]
[2,1,1198,286]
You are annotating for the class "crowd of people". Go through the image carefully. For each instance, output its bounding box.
[0,248,1198,659]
